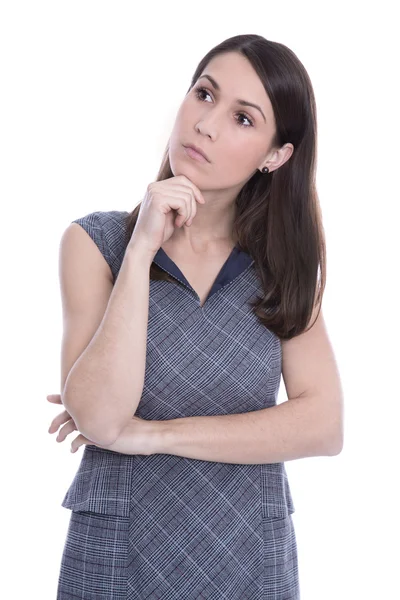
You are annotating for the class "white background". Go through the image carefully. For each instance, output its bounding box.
[1,1,399,598]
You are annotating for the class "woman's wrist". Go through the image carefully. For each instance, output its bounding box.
[126,237,157,266]
[145,419,170,455]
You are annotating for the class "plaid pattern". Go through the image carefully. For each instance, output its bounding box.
[58,211,299,598]
[56,509,298,599]
[57,510,130,599]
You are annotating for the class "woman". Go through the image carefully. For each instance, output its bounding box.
[49,33,344,599]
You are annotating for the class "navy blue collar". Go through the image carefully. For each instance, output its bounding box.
[152,244,254,300]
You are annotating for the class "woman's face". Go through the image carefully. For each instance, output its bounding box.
[169,51,280,192]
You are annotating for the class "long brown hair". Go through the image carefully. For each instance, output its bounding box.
[125,34,326,340]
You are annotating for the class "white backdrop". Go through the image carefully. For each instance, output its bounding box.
[1,1,399,598]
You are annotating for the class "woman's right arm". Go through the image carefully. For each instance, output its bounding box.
[60,225,155,448]
[60,176,205,447]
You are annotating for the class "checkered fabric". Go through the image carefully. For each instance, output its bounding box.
[57,210,299,599]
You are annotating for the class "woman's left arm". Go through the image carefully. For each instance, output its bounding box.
[51,307,344,462]
[150,307,344,464]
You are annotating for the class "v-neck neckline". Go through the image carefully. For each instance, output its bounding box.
[157,244,239,290]
[152,244,254,310]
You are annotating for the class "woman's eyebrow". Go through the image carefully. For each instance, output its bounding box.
[197,74,267,123]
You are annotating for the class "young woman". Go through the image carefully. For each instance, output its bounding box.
[49,33,343,599]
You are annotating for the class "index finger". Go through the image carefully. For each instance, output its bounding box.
[177,175,205,204]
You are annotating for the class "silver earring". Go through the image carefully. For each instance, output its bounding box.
[261,166,269,174]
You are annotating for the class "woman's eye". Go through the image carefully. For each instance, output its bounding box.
[194,86,254,128]
[195,87,212,103]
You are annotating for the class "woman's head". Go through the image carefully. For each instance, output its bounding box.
[126,34,326,339]
[169,50,294,196]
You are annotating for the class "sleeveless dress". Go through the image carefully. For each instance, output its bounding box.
[56,210,300,599]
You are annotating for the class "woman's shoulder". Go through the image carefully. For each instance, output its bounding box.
[70,209,131,281]
[71,209,129,232]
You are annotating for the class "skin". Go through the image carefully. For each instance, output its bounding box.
[47,394,153,454]
[48,53,343,458]
[168,50,294,251]
[47,51,297,453]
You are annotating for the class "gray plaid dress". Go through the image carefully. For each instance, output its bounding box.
[56,210,300,599]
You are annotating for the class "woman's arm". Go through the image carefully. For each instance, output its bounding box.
[60,228,154,447]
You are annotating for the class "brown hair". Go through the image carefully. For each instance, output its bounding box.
[124,34,326,340]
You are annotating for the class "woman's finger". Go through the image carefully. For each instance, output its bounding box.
[70,433,91,453]
[47,394,62,404]
[56,419,78,443]
[48,409,72,433]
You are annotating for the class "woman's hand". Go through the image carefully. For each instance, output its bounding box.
[130,174,206,256]
[47,394,80,445]
[47,394,157,455]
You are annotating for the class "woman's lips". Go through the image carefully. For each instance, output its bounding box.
[183,145,209,163]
